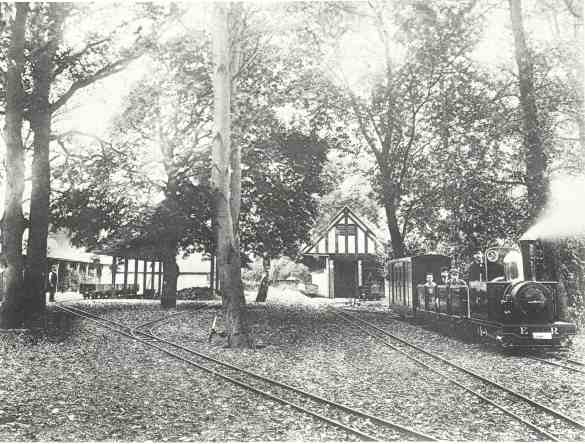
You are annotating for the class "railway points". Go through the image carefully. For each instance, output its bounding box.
[336,308,585,441]
[55,303,440,442]
[3,298,582,441]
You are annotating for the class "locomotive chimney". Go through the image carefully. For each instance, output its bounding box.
[519,239,544,281]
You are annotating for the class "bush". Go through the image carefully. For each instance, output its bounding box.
[567,290,585,331]
[242,256,311,291]
[177,287,217,300]
[271,256,310,283]
[242,261,264,290]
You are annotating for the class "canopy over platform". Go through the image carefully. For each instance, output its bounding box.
[93,245,162,262]
[91,237,166,296]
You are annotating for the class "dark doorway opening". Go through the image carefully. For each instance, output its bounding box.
[334,259,357,298]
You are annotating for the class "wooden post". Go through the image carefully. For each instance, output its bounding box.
[111,256,117,298]
[210,253,215,293]
[56,262,62,293]
[142,259,147,296]
[151,260,156,291]
[329,258,335,298]
[157,261,162,296]
[133,258,138,291]
[215,256,220,293]
[111,256,116,285]
[123,257,128,289]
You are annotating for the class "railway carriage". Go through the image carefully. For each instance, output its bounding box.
[387,254,451,315]
[387,240,577,349]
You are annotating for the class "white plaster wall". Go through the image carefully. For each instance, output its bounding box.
[311,270,329,297]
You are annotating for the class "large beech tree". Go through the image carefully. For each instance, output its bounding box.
[1,3,165,325]
[509,0,547,222]
[507,0,579,318]
[23,3,69,316]
[341,1,481,258]
[1,3,28,329]
[211,2,251,348]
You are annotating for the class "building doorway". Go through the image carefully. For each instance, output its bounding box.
[334,259,358,298]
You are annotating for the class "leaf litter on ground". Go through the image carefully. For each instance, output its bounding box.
[1,290,583,441]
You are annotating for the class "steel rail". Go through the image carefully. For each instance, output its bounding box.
[134,312,187,330]
[558,357,585,367]
[335,311,560,441]
[338,310,585,432]
[525,356,585,375]
[60,303,438,441]
[55,304,380,441]
[137,318,439,441]
[132,306,209,331]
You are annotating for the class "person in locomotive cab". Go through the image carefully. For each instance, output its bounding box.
[424,273,435,286]
[468,252,484,281]
[448,268,466,286]
[440,267,450,285]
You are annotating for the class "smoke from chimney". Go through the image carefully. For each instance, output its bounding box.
[521,176,585,241]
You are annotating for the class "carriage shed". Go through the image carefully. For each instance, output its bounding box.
[301,206,385,299]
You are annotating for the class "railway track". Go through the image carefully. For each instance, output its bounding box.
[560,356,585,367]
[336,309,585,441]
[55,303,439,442]
[522,355,585,374]
[352,306,585,375]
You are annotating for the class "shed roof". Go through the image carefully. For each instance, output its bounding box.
[46,230,112,264]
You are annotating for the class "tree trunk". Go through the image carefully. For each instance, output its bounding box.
[385,203,405,258]
[509,1,573,317]
[255,273,269,303]
[0,4,28,329]
[161,248,178,308]
[509,0,548,222]
[211,2,251,348]
[381,178,406,258]
[573,11,585,152]
[24,4,65,321]
[24,111,52,318]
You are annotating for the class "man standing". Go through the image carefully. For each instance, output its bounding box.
[468,252,484,281]
[422,272,437,311]
[47,267,58,303]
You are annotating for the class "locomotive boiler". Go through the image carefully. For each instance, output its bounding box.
[387,240,577,349]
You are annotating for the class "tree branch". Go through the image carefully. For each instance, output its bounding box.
[562,0,583,18]
[50,54,142,114]
[52,37,111,80]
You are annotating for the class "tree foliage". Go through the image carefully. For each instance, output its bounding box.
[240,131,328,259]
[50,6,332,309]
[1,2,172,323]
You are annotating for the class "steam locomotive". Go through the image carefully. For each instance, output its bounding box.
[387,240,577,349]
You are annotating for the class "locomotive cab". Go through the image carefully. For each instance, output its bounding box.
[502,250,524,282]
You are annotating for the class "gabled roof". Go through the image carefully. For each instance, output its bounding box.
[302,206,380,256]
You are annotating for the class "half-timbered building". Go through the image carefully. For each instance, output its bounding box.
[302,206,385,299]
